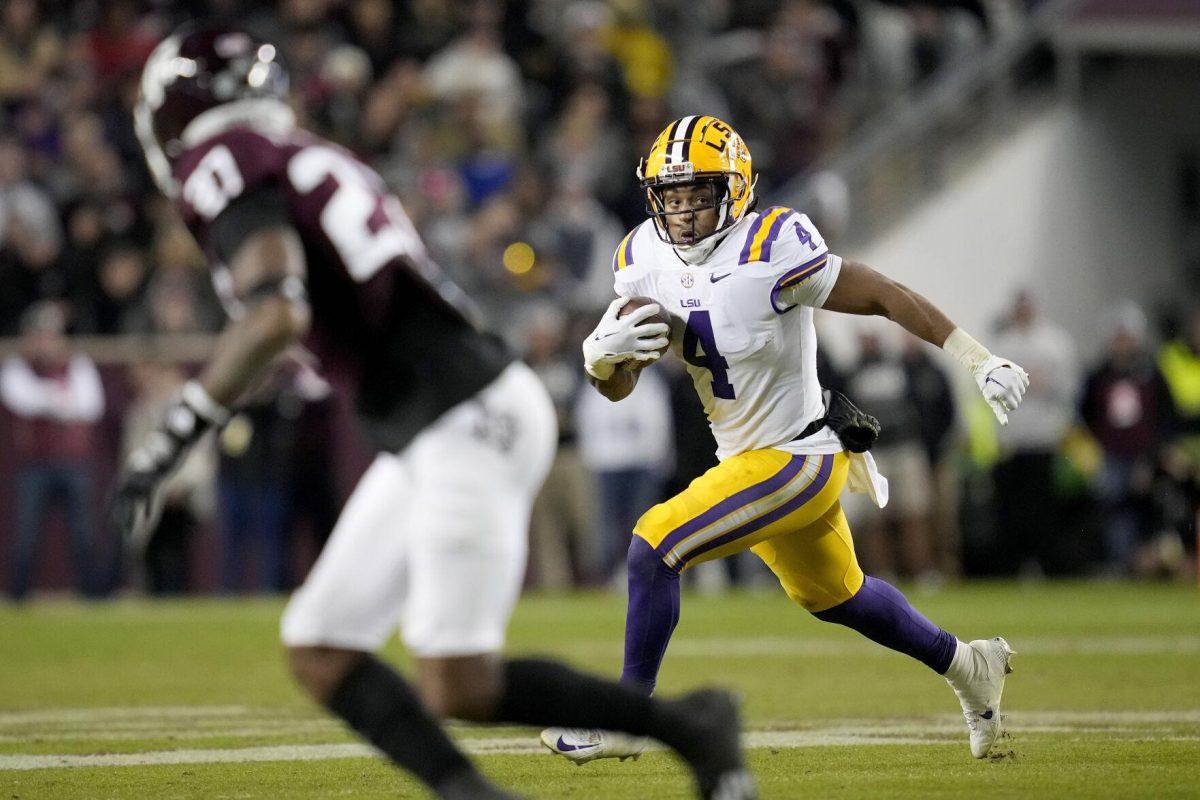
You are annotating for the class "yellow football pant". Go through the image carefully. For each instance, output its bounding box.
[633,449,863,613]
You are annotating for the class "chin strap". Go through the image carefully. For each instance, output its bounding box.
[673,216,747,264]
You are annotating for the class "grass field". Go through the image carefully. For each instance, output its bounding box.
[3,581,1199,798]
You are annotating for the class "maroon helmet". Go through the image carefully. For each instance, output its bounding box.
[135,22,289,195]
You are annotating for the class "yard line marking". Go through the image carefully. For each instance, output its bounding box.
[562,634,1200,659]
[0,721,343,743]
[0,707,258,725]
[3,711,1199,771]
[0,732,954,770]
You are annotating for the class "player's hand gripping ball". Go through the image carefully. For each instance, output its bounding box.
[618,296,672,367]
[582,296,672,380]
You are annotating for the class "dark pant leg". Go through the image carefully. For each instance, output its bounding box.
[59,465,97,597]
[219,480,249,593]
[10,466,53,600]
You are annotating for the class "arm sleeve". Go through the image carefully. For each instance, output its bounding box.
[208,185,291,266]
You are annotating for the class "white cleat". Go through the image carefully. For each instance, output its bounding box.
[539,728,647,765]
[946,636,1015,758]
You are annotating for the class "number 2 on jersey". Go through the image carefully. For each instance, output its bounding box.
[288,146,422,283]
[682,310,735,399]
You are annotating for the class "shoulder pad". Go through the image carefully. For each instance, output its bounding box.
[735,207,827,268]
[174,129,290,223]
[612,221,653,274]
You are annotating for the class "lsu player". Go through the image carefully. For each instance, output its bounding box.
[543,116,1029,763]
[115,27,756,800]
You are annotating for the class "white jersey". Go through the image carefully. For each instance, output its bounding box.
[613,206,844,461]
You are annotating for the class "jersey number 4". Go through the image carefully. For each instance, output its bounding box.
[682,310,735,400]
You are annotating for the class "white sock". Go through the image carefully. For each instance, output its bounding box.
[943,639,977,686]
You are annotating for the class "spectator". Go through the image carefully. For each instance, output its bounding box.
[1081,303,1177,573]
[0,0,64,105]
[575,361,674,584]
[423,1,525,137]
[902,333,961,576]
[843,330,938,581]
[92,243,149,335]
[217,380,299,594]
[280,366,341,588]
[990,289,1080,575]
[0,136,65,332]
[1156,305,1200,569]
[526,306,595,589]
[344,0,405,77]
[1158,305,1200,450]
[84,0,162,92]
[1,302,104,600]
[723,0,847,183]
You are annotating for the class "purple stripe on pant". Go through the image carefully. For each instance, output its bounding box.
[675,453,834,568]
[655,455,809,557]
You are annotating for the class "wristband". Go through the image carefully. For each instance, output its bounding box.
[942,328,992,374]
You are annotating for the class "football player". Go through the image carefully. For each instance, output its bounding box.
[115,29,756,800]
[543,116,1029,763]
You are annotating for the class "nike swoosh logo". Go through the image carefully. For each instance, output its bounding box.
[710,272,732,283]
[556,736,598,752]
[985,376,1004,389]
[594,331,619,341]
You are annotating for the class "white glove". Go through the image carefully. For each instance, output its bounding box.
[943,328,1030,425]
[582,297,670,381]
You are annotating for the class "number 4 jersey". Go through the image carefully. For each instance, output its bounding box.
[173,122,511,453]
[613,207,844,461]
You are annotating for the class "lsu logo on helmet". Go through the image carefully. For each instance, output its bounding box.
[637,116,756,245]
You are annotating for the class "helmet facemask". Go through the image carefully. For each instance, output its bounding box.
[644,178,731,247]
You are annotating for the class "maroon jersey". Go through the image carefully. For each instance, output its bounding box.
[172,125,511,452]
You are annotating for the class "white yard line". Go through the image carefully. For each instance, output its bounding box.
[0,707,257,725]
[644,634,1200,659]
[2,710,1198,771]
[0,731,954,771]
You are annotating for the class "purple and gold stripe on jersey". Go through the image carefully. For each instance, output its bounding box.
[738,207,796,265]
[613,228,638,272]
[770,251,831,312]
[657,453,834,570]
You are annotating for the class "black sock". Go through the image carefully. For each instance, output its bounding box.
[325,655,485,797]
[495,658,681,742]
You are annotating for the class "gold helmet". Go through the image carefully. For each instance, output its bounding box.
[637,115,756,246]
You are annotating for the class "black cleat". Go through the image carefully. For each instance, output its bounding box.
[670,689,758,800]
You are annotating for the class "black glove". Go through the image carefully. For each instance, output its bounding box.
[110,381,228,547]
[823,389,881,454]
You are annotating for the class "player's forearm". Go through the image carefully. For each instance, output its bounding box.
[198,296,311,408]
[877,279,957,348]
[825,261,955,347]
[589,367,639,402]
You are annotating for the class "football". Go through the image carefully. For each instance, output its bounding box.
[618,296,673,359]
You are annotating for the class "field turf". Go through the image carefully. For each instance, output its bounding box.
[2,581,1198,798]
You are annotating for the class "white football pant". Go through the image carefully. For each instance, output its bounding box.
[281,362,557,657]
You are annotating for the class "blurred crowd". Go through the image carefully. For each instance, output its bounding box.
[8,0,1193,602]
